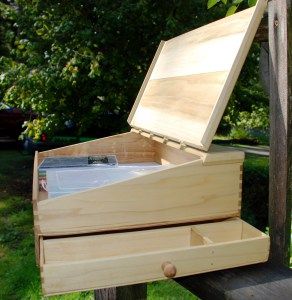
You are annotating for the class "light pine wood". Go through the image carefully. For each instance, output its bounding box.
[154,141,200,165]
[128,0,267,151]
[40,219,269,295]
[38,132,156,164]
[131,72,228,147]
[43,220,261,265]
[32,151,39,203]
[32,151,41,265]
[43,226,193,263]
[37,161,242,236]
[38,130,244,167]
[42,219,266,264]
[127,41,165,123]
[130,129,245,165]
[33,130,244,238]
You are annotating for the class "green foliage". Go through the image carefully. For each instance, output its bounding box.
[219,43,269,136]
[228,105,269,144]
[241,154,269,231]
[207,0,251,16]
[207,0,221,9]
[236,106,269,130]
[248,0,257,6]
[0,0,226,140]
[229,127,251,140]
[0,1,268,140]
[226,5,238,16]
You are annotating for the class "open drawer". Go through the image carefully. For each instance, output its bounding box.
[40,218,269,296]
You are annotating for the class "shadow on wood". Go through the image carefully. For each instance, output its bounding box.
[176,263,292,300]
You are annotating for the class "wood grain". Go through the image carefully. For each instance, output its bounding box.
[131,72,228,147]
[43,226,193,263]
[42,219,265,264]
[38,132,156,164]
[94,285,147,300]
[129,1,267,151]
[32,151,40,265]
[176,263,292,300]
[127,41,165,124]
[37,161,242,236]
[131,129,245,165]
[268,0,292,266]
[40,219,269,295]
[201,0,268,149]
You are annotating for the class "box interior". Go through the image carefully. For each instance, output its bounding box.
[37,134,202,201]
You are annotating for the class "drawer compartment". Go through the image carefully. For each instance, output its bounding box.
[41,218,269,295]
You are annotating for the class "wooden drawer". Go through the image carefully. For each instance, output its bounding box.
[40,218,269,296]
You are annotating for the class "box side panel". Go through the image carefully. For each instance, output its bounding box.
[42,219,268,264]
[154,141,201,164]
[131,129,245,165]
[37,161,242,236]
[38,132,156,164]
[32,151,41,265]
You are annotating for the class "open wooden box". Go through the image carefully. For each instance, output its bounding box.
[33,0,269,296]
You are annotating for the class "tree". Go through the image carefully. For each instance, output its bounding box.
[207,0,269,137]
[207,0,257,15]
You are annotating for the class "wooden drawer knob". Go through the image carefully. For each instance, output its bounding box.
[161,261,177,278]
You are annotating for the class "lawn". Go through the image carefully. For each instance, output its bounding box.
[0,149,197,300]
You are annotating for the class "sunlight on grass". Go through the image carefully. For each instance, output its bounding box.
[0,201,6,210]
[148,280,197,300]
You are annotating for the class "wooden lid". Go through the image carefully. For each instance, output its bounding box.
[128,0,267,151]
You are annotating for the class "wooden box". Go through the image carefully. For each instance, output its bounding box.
[33,0,269,296]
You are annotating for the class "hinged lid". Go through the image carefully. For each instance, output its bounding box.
[128,0,267,151]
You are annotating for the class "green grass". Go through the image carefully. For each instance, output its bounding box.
[244,153,269,169]
[148,281,196,299]
[0,150,197,299]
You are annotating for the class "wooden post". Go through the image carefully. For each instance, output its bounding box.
[94,284,147,300]
[94,288,116,300]
[268,0,292,266]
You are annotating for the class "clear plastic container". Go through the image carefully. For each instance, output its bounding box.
[45,162,172,198]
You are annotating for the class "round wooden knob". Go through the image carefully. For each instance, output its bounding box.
[161,261,177,278]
